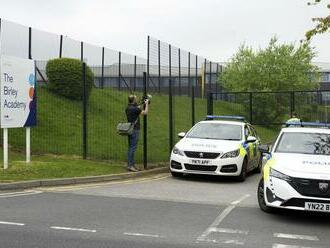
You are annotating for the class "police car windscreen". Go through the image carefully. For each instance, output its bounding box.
[186,123,242,140]
[275,132,330,155]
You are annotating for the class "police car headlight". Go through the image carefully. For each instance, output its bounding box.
[270,168,292,182]
[221,149,240,159]
[172,147,184,156]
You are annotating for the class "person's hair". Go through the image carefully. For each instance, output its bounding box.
[128,95,136,104]
[292,112,297,117]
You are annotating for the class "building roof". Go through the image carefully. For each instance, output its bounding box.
[312,62,330,72]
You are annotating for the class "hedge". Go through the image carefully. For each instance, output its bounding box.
[46,58,94,100]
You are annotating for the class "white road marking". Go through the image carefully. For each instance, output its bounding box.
[198,238,244,246]
[50,226,96,233]
[223,239,245,245]
[210,227,249,235]
[274,233,319,241]
[197,194,250,242]
[272,244,314,248]
[124,232,163,238]
[0,190,42,198]
[0,221,25,226]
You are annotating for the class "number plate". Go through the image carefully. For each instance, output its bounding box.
[305,202,330,212]
[191,159,210,165]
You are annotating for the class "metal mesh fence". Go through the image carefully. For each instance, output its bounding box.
[211,91,330,125]
[147,37,222,158]
[0,19,223,166]
[2,18,327,165]
[62,37,81,59]
[0,19,29,58]
[209,90,330,143]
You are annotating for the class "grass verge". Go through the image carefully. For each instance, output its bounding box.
[0,151,130,183]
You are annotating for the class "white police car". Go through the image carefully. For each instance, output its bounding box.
[258,122,330,213]
[170,116,262,181]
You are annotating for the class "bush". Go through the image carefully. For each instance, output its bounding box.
[46,58,94,100]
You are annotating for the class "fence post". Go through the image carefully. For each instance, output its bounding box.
[147,36,150,92]
[59,35,63,58]
[219,65,223,98]
[28,27,32,59]
[249,92,253,123]
[80,41,83,62]
[118,51,121,90]
[0,18,2,46]
[207,92,213,115]
[290,91,295,116]
[143,72,148,169]
[195,55,198,89]
[101,47,104,89]
[188,52,191,96]
[169,44,173,154]
[192,86,195,126]
[209,61,212,93]
[216,63,219,95]
[178,48,181,96]
[134,56,137,91]
[158,40,161,93]
[204,59,207,98]
[292,92,295,113]
[82,62,87,159]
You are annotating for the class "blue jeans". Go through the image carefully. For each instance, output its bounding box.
[127,129,139,168]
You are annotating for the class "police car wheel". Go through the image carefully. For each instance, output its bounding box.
[237,158,247,182]
[257,179,274,213]
[171,171,183,178]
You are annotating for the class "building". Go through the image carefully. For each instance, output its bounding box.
[313,62,330,90]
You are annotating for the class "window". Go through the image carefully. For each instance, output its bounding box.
[248,125,258,139]
[275,132,330,155]
[187,123,242,140]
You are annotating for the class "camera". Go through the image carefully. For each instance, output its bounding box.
[139,94,152,105]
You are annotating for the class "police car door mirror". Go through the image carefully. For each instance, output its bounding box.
[259,144,270,154]
[246,136,257,143]
[178,132,186,138]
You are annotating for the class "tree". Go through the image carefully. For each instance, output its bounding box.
[220,37,319,124]
[221,37,318,92]
[306,0,330,40]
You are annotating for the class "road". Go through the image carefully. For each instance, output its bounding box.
[0,173,329,248]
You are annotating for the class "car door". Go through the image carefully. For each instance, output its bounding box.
[243,125,254,170]
[247,125,260,169]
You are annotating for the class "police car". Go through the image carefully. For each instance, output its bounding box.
[258,122,330,213]
[170,116,262,181]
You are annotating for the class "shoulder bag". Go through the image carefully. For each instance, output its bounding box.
[116,117,138,136]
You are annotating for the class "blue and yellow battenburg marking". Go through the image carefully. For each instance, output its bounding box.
[239,141,259,159]
[263,153,275,181]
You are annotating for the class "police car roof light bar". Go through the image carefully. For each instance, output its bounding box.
[205,115,245,121]
[285,121,330,128]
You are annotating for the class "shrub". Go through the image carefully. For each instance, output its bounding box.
[46,58,94,100]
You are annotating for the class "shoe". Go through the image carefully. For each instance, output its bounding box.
[127,167,138,172]
[133,166,140,171]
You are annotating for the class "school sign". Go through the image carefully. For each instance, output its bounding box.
[0,55,36,128]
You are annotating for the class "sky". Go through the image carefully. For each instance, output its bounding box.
[0,0,329,63]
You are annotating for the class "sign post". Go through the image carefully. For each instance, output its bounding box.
[3,128,8,169]
[0,55,36,169]
[26,127,30,163]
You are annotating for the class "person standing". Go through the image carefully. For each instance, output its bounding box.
[126,95,149,172]
[286,112,301,126]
